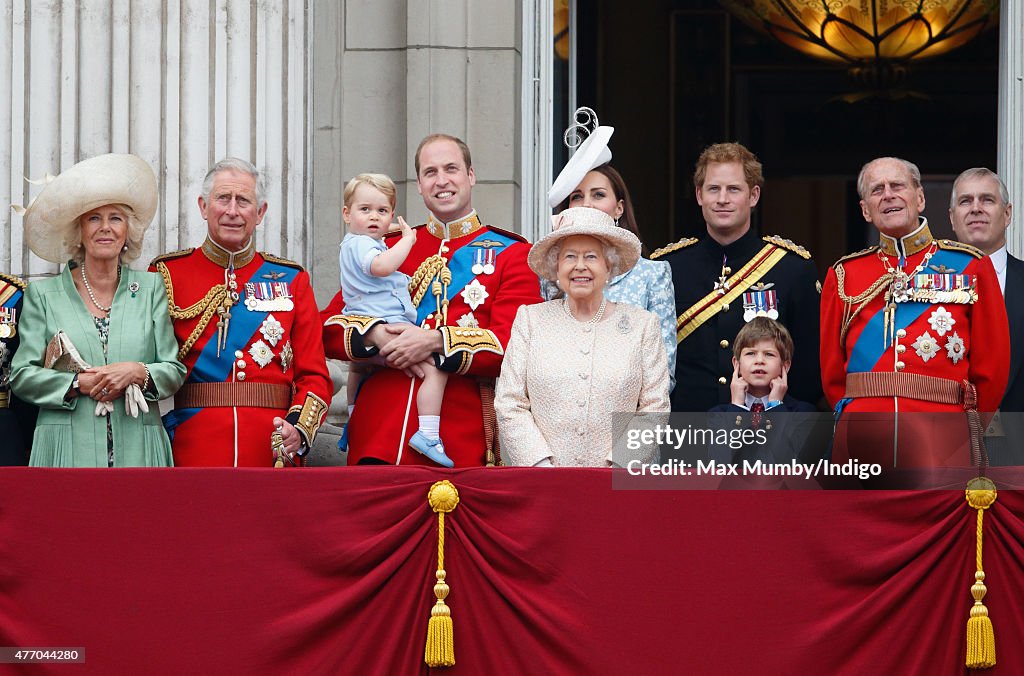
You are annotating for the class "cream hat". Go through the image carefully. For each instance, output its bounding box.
[528,206,641,281]
[547,125,614,208]
[21,153,158,263]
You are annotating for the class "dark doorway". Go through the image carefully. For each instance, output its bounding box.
[575,0,999,273]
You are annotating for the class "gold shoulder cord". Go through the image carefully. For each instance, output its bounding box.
[408,254,452,326]
[155,261,229,361]
[834,262,893,345]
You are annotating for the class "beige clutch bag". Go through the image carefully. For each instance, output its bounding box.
[43,330,92,373]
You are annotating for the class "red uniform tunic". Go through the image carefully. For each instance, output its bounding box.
[820,221,1009,467]
[322,212,542,466]
[151,238,332,467]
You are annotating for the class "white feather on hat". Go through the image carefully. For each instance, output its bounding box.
[19,153,158,263]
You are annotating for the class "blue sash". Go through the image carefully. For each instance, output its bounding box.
[169,260,299,433]
[847,248,972,374]
[415,230,518,325]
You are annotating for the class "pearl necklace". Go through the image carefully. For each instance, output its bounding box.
[563,296,607,325]
[80,259,120,314]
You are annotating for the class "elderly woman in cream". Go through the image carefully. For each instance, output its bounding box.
[495,207,670,467]
[11,153,185,467]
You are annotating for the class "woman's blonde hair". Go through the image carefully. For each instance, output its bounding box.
[70,203,146,264]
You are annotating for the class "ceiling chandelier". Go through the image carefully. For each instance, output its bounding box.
[719,1,999,86]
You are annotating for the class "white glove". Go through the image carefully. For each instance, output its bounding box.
[94,400,114,416]
[124,384,150,418]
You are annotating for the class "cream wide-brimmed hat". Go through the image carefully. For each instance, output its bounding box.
[21,153,158,263]
[528,206,641,282]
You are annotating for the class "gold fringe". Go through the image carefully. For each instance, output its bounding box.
[965,477,997,669]
[425,480,460,668]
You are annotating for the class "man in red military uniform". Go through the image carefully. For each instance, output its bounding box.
[151,158,331,467]
[322,134,541,466]
[821,156,1009,468]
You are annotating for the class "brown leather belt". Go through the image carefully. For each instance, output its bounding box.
[0,391,8,409]
[844,372,965,405]
[844,371,988,465]
[174,382,292,410]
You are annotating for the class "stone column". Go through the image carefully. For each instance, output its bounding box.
[999,0,1024,256]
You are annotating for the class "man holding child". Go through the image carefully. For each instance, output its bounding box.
[322,134,542,466]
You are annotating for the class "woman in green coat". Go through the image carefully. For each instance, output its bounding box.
[11,154,186,467]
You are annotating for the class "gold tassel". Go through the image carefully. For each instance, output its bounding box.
[425,480,460,668]
[965,477,997,669]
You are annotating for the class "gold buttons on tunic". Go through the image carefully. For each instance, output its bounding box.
[234,350,244,359]
[896,345,906,354]
[896,329,907,338]
[238,372,247,381]
[718,377,727,385]
[722,303,730,312]
[720,340,729,349]
[895,362,905,371]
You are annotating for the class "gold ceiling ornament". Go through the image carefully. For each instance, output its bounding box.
[719,0,999,85]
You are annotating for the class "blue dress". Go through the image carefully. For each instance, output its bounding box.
[542,257,677,390]
[339,233,417,324]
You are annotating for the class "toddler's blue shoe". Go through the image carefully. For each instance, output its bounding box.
[409,431,454,468]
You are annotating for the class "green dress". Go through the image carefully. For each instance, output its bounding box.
[10,265,186,467]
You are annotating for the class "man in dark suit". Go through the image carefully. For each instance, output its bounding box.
[950,167,1021,464]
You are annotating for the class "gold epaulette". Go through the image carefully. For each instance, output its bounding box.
[260,252,306,272]
[383,223,427,239]
[650,237,699,259]
[763,235,812,260]
[0,272,27,290]
[832,246,878,268]
[483,224,529,244]
[937,239,984,258]
[149,247,194,267]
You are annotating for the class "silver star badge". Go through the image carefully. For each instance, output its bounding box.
[248,340,274,368]
[260,314,285,346]
[279,340,293,372]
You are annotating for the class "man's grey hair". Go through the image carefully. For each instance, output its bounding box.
[950,167,1010,209]
[543,237,623,285]
[856,157,922,200]
[201,157,266,206]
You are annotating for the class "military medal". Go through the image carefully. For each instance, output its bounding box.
[912,331,939,362]
[0,307,16,338]
[927,306,955,336]
[472,249,485,275]
[248,340,274,368]
[279,340,294,372]
[483,249,496,275]
[945,332,966,364]
[246,281,294,312]
[460,279,489,310]
[741,290,778,323]
[260,314,285,346]
[911,273,976,304]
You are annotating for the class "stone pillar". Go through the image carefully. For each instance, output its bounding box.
[999,0,1024,256]
[1,0,312,276]
[310,0,523,303]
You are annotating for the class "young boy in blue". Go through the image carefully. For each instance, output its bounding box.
[339,173,452,467]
